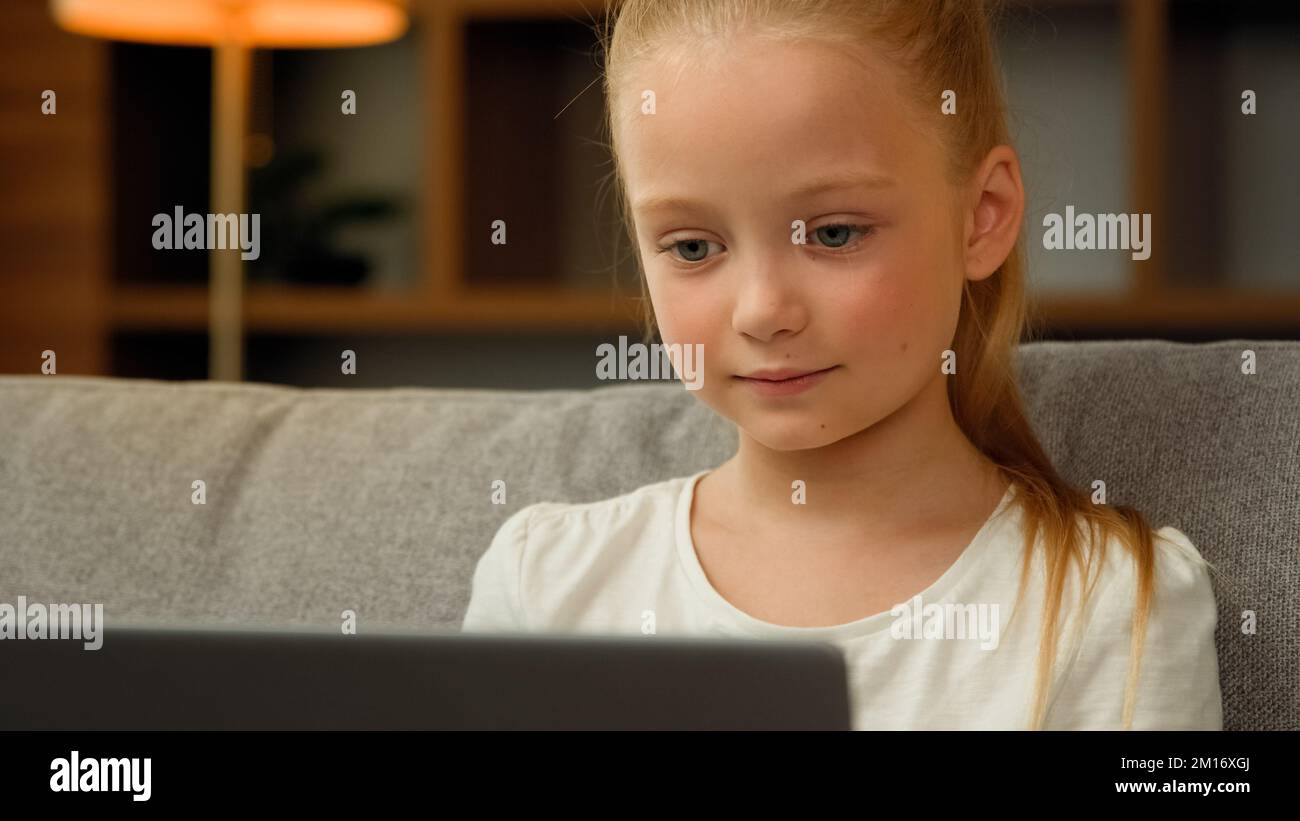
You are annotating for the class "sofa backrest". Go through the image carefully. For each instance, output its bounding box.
[1,338,1295,729]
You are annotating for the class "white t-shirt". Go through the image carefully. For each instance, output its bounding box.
[461,470,1223,730]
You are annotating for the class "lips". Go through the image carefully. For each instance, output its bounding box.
[737,366,837,382]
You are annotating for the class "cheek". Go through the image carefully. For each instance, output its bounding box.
[832,258,955,360]
[646,272,717,347]
[838,197,965,347]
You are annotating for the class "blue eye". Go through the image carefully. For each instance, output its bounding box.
[657,238,718,264]
[812,223,873,250]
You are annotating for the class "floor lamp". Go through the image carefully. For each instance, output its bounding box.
[51,0,408,381]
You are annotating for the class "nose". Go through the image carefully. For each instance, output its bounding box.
[730,250,809,342]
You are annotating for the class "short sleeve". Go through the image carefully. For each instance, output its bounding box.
[461,506,534,634]
[1045,526,1223,730]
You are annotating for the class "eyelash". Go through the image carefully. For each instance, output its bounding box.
[654,223,875,266]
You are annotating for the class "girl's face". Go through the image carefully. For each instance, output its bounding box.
[619,36,996,451]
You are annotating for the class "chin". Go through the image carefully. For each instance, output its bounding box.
[738,418,849,451]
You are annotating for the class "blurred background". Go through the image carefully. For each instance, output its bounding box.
[2,0,1298,389]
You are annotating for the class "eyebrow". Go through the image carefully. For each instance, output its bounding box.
[631,171,897,215]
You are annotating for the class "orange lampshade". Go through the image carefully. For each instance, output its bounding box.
[51,0,408,47]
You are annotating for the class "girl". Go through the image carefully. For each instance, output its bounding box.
[463,0,1223,730]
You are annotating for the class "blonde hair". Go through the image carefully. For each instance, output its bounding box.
[598,0,1180,729]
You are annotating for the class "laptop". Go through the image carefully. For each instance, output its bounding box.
[0,623,853,730]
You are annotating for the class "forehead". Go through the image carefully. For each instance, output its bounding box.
[616,36,935,214]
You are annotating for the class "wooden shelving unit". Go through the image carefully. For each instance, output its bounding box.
[104,0,647,337]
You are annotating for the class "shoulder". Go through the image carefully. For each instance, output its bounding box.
[495,472,694,547]
[1090,524,1217,615]
[1075,522,1219,647]
[463,473,697,633]
[1046,522,1223,729]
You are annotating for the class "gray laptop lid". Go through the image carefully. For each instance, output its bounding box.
[0,624,852,730]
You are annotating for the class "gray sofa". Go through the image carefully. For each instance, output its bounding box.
[1,339,1296,730]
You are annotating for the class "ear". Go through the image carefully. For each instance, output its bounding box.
[963,145,1024,283]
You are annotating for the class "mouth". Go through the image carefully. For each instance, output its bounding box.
[732,365,840,396]
[734,365,839,382]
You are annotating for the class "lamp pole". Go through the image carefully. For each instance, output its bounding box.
[209,33,250,382]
